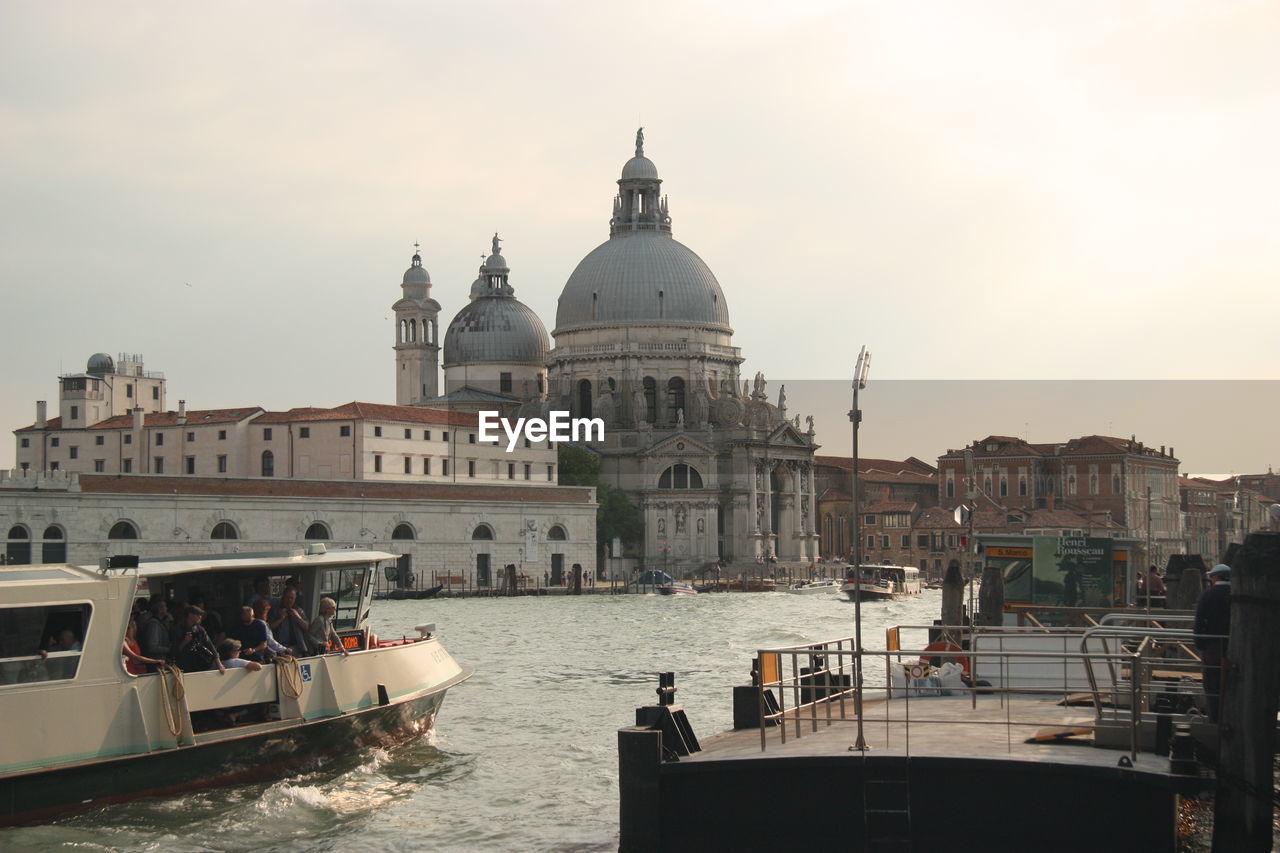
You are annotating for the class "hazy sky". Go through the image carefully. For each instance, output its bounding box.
[2,1,1276,474]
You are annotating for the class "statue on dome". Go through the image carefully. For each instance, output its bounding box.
[491,233,502,255]
[777,384,787,414]
[635,127,644,157]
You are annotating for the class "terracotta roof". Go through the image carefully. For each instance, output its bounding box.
[915,507,961,528]
[814,456,937,483]
[75,475,593,503]
[16,417,65,432]
[865,500,917,513]
[817,488,851,503]
[256,402,479,427]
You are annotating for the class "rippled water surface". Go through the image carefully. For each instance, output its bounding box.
[3,590,945,852]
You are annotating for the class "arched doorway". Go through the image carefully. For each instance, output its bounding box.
[577,379,592,419]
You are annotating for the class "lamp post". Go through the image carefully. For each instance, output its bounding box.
[849,346,871,752]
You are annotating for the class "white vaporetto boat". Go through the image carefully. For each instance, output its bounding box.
[840,564,923,601]
[0,547,473,826]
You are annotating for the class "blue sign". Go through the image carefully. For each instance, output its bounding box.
[300,663,312,682]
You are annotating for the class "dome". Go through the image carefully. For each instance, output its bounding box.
[554,231,731,332]
[621,155,659,181]
[86,353,114,375]
[403,252,431,285]
[443,297,550,367]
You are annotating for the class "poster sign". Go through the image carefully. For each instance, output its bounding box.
[1031,536,1113,608]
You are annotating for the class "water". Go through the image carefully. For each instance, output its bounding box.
[1,589,944,852]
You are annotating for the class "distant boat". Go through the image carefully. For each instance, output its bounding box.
[788,579,841,595]
[377,585,444,600]
[629,570,698,596]
[840,564,923,601]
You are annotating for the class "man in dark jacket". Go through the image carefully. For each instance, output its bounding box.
[138,598,172,670]
[1194,564,1232,722]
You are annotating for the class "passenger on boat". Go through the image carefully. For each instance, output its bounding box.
[187,591,225,644]
[1194,564,1232,722]
[138,599,173,668]
[122,618,163,675]
[283,576,306,612]
[307,597,349,656]
[228,604,286,662]
[270,587,313,656]
[217,639,263,671]
[174,606,226,674]
[40,628,83,680]
[245,575,274,608]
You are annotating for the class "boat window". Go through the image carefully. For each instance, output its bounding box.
[0,603,92,686]
[319,568,369,629]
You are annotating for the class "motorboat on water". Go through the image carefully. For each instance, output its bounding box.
[788,579,841,595]
[840,564,923,601]
[629,570,698,595]
[0,547,473,826]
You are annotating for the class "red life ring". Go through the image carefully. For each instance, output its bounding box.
[908,664,926,680]
[920,640,971,681]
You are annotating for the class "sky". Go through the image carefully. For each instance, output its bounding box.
[2,1,1276,475]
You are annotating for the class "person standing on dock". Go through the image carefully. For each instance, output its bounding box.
[1194,564,1232,722]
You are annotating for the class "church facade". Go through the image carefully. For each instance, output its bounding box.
[408,132,820,574]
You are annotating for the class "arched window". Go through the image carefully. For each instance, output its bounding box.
[547,524,567,541]
[471,524,494,541]
[667,377,685,420]
[211,521,238,540]
[5,525,31,565]
[41,525,66,563]
[658,464,703,490]
[261,450,274,477]
[643,377,657,423]
[108,521,139,540]
[577,379,592,419]
[305,522,330,540]
[392,523,415,540]
[1112,474,1121,494]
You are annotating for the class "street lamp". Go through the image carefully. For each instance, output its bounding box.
[849,345,871,752]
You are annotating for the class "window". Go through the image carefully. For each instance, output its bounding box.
[442,459,450,476]
[423,458,431,475]
[41,526,66,563]
[0,603,91,682]
[423,430,431,440]
[263,428,273,441]
[547,464,554,481]
[374,455,383,473]
[885,513,910,528]
[217,455,227,473]
[864,514,876,526]
[404,429,412,439]
[50,462,59,471]
[20,438,29,448]
[68,446,78,460]
[657,464,703,489]
[442,431,449,442]
[469,433,476,444]
[151,387,159,400]
[881,535,890,548]
[547,525,567,540]
[524,464,531,481]
[471,524,494,540]
[508,463,515,480]
[155,433,163,447]
[340,425,351,437]
[211,521,238,540]
[524,438,531,449]
[299,427,310,439]
[305,522,330,540]
[468,460,476,478]
[108,521,139,539]
[260,450,273,477]
[51,437,59,448]
[70,405,78,420]
[218,430,227,440]
[94,460,105,472]
[500,372,512,394]
[1019,479,1028,497]
[186,431,195,442]
[404,457,412,474]
[122,459,132,473]
[374,426,382,437]
[917,534,929,548]
[95,435,104,446]
[999,479,1008,497]
[185,456,195,474]
[5,525,31,565]
[153,457,164,474]
[392,523,414,540]
[124,434,132,445]
[866,534,875,549]
[901,535,911,548]
[126,383,133,398]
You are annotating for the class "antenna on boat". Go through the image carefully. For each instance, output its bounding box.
[849,346,870,753]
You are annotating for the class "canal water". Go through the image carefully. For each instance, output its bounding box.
[5,590,944,852]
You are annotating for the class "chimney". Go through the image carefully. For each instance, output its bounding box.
[1160,445,1165,456]
[35,401,47,429]
[1170,447,1175,459]
[132,407,143,431]
[177,400,187,425]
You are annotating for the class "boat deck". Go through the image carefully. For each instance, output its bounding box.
[689,691,1170,774]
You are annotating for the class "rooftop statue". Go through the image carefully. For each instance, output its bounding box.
[635,127,644,157]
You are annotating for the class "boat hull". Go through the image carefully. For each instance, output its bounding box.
[0,671,469,827]
[841,586,919,602]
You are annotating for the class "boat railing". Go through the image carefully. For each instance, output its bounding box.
[752,622,1216,761]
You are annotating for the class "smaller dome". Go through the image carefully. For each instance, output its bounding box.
[86,353,114,375]
[443,298,549,367]
[485,252,509,272]
[403,252,431,285]
[621,155,659,181]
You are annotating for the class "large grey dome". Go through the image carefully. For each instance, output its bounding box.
[554,231,730,332]
[443,297,549,366]
[86,352,114,375]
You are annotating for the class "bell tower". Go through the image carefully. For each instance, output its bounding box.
[393,243,441,405]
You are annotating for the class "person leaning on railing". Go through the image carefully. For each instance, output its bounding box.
[1194,564,1231,722]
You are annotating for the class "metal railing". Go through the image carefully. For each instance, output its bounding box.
[754,620,1215,761]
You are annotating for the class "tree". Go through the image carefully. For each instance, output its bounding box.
[558,445,643,559]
